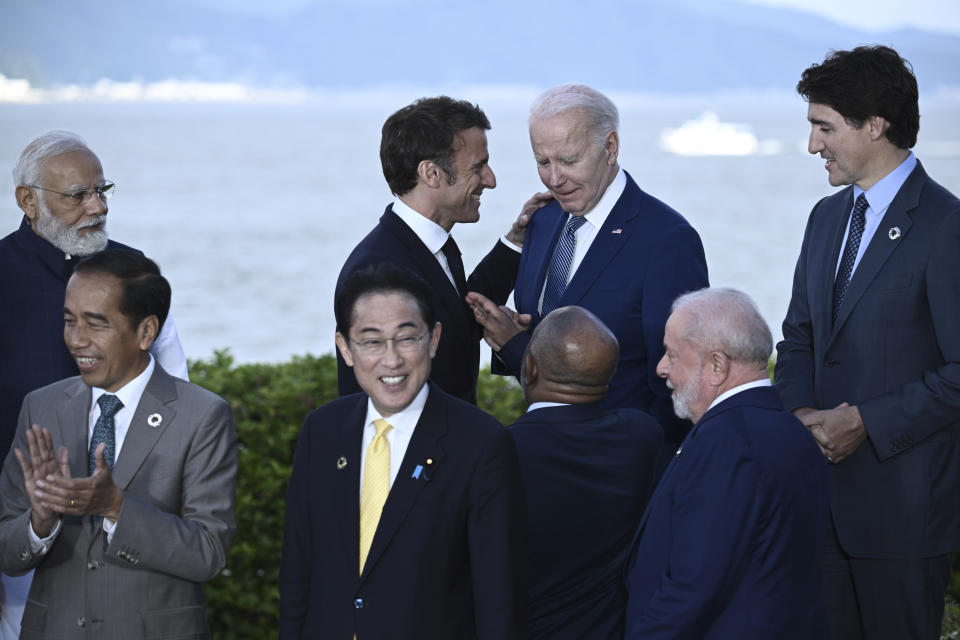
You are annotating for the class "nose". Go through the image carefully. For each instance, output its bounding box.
[655,354,669,379]
[381,339,404,366]
[84,192,108,216]
[65,323,89,349]
[482,165,496,189]
[547,164,566,188]
[807,129,823,155]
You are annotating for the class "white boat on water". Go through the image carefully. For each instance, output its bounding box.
[659,111,761,156]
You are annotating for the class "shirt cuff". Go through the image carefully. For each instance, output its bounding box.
[103,516,118,543]
[499,235,522,253]
[28,518,62,555]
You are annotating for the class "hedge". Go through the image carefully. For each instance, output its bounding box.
[190,350,958,638]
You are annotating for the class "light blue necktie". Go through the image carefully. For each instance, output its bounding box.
[541,215,588,316]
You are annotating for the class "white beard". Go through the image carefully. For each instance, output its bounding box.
[35,195,108,256]
[666,378,698,421]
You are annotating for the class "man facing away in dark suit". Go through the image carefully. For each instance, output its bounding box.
[336,97,541,405]
[625,288,830,639]
[510,305,661,640]
[0,250,237,639]
[281,263,526,640]
[467,83,708,472]
[776,45,960,640]
[0,132,190,638]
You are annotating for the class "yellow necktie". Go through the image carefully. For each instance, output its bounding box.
[359,418,393,573]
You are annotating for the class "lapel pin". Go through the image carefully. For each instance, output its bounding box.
[674,445,683,458]
[888,227,901,240]
[337,456,348,470]
[612,228,622,234]
[426,458,433,466]
[147,413,162,428]
[412,465,423,479]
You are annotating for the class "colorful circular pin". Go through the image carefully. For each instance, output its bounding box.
[147,413,162,428]
[888,227,901,240]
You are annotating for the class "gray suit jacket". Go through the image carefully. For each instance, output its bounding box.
[0,366,237,639]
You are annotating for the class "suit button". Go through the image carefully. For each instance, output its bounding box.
[77,616,86,627]
[354,598,365,609]
[87,561,99,570]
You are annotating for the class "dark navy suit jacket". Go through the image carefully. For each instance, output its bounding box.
[776,162,960,558]
[624,386,830,639]
[279,383,527,640]
[510,403,661,640]
[0,218,138,463]
[496,173,708,450]
[336,206,520,404]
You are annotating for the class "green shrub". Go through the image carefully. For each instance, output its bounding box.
[191,350,525,638]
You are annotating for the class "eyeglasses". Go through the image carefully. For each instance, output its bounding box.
[351,333,427,356]
[29,182,116,203]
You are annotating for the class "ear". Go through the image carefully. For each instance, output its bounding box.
[867,115,890,141]
[136,315,159,351]
[522,351,538,388]
[16,185,39,222]
[417,160,444,189]
[428,322,441,358]
[335,332,354,367]
[604,130,620,166]
[706,350,730,385]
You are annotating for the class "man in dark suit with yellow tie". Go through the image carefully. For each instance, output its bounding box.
[280,263,526,639]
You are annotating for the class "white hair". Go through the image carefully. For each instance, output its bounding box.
[13,130,91,187]
[529,83,620,147]
[671,287,773,364]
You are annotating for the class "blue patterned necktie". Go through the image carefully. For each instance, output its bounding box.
[542,215,588,316]
[832,194,869,325]
[89,394,123,475]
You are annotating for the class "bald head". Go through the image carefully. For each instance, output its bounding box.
[522,306,619,405]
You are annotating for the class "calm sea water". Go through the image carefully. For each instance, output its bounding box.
[2,94,958,363]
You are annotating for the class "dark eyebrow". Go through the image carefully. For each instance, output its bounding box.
[808,118,829,126]
[82,311,109,323]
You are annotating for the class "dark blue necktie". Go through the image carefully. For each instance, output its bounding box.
[832,194,869,325]
[89,394,122,475]
[441,236,467,297]
[542,215,588,316]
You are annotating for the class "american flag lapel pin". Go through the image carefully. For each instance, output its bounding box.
[612,228,622,234]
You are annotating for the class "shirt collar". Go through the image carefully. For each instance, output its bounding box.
[526,401,569,413]
[364,382,430,437]
[393,198,451,255]
[705,378,771,414]
[854,152,916,215]
[90,354,155,412]
[579,167,626,230]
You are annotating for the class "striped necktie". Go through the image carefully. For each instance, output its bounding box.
[542,214,588,316]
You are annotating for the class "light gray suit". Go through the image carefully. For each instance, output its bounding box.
[0,366,237,639]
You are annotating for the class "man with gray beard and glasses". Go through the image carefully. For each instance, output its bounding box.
[0,130,189,639]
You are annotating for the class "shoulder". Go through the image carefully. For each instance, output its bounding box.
[25,375,85,402]
[104,239,143,255]
[337,210,419,286]
[169,376,231,412]
[430,386,504,433]
[303,393,365,429]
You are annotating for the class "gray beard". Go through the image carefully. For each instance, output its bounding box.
[35,197,108,256]
[667,379,697,421]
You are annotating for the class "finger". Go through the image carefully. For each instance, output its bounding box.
[25,426,41,464]
[94,443,109,472]
[57,447,71,478]
[14,448,31,477]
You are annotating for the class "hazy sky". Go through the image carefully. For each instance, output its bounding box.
[741,0,960,34]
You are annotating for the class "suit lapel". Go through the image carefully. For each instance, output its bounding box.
[829,165,923,341]
[57,379,91,480]
[819,189,854,332]
[382,208,473,346]
[561,182,639,306]
[336,398,367,576]
[523,211,566,320]
[111,367,178,490]
[359,385,448,582]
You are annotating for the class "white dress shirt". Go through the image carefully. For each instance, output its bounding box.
[835,152,917,277]
[359,383,429,498]
[30,356,156,551]
[705,378,772,415]
[538,168,627,313]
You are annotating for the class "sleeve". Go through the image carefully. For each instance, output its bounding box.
[641,224,709,438]
[104,396,238,582]
[279,418,314,639]
[774,201,822,411]
[625,430,762,639]
[468,427,527,640]
[466,240,521,307]
[859,205,960,457]
[150,315,190,381]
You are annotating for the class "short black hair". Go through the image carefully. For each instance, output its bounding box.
[797,44,919,149]
[335,263,436,335]
[73,250,171,331]
[380,96,491,196]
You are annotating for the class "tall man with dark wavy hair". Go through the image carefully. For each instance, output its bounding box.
[776,45,960,640]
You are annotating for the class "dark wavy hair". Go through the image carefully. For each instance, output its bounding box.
[73,250,170,331]
[797,45,919,149]
[380,96,490,196]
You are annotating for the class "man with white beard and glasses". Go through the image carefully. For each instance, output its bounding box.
[0,130,188,639]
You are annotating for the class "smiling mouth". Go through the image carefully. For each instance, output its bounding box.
[380,375,407,386]
[75,355,101,371]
